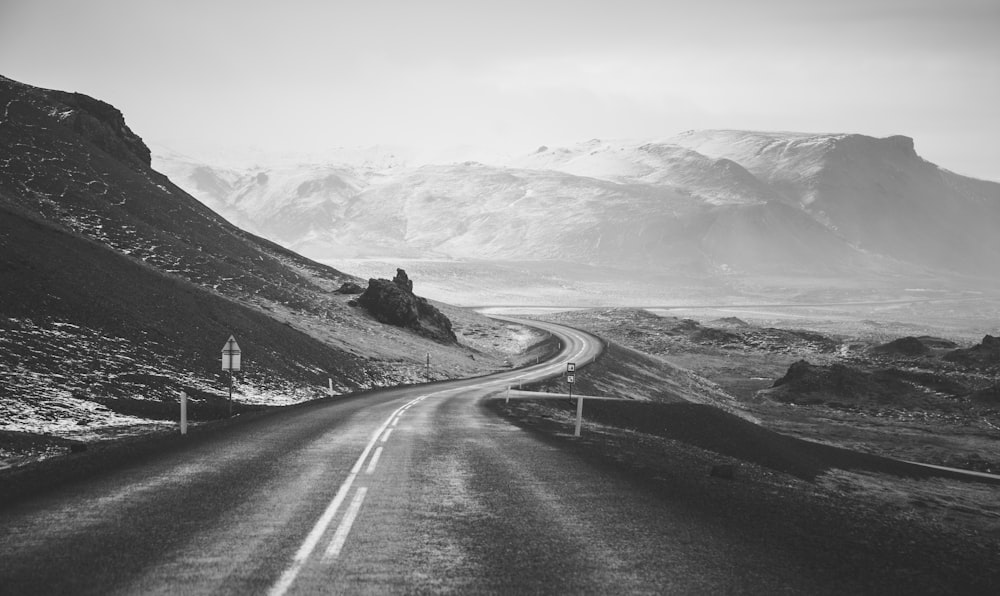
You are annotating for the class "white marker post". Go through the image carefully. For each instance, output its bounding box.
[568,362,582,437]
[180,390,188,435]
[221,335,242,417]
[328,378,334,396]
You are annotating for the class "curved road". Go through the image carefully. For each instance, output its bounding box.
[0,318,939,594]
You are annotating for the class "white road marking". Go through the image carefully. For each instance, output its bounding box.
[390,416,400,427]
[365,446,383,474]
[268,393,424,596]
[270,321,598,595]
[323,487,369,561]
[267,470,359,596]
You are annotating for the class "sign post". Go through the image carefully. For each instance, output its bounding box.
[180,390,187,435]
[221,335,241,417]
[567,363,582,437]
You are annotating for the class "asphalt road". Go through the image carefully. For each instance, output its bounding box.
[0,319,886,594]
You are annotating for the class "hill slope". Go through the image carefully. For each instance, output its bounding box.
[0,75,509,437]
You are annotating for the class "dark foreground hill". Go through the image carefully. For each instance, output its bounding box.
[0,74,501,435]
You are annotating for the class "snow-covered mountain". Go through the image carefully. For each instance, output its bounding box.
[151,150,368,257]
[154,131,1000,283]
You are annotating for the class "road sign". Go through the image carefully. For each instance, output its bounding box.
[567,374,575,384]
[567,362,575,373]
[222,335,241,371]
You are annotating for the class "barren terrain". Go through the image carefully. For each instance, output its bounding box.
[531,307,1000,473]
[489,306,1000,556]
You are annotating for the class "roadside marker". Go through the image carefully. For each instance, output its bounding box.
[179,391,187,435]
[568,362,583,437]
[221,335,241,417]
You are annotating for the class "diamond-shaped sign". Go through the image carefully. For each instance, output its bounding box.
[222,335,241,371]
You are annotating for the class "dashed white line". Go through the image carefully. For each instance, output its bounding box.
[365,446,383,475]
[267,469,360,596]
[380,428,393,443]
[323,487,369,561]
[268,393,423,596]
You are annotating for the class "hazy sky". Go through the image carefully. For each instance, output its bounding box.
[2,0,998,179]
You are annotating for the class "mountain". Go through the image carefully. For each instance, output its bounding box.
[149,150,368,258]
[668,130,1000,275]
[156,131,1000,290]
[0,75,503,435]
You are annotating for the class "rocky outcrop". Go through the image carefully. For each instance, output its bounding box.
[0,75,151,173]
[47,90,151,172]
[768,360,911,406]
[943,335,1000,368]
[358,269,456,343]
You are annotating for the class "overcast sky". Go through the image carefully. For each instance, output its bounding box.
[2,0,998,180]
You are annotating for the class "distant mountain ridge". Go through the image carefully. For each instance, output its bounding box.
[155,130,1000,281]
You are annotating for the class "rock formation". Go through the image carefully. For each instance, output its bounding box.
[944,335,1000,368]
[768,360,911,406]
[358,269,456,343]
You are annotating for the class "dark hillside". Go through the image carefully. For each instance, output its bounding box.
[0,74,351,309]
[0,202,369,383]
[0,201,377,425]
[0,74,505,437]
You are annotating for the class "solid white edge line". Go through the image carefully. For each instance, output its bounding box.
[323,486,369,561]
[365,446,383,474]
